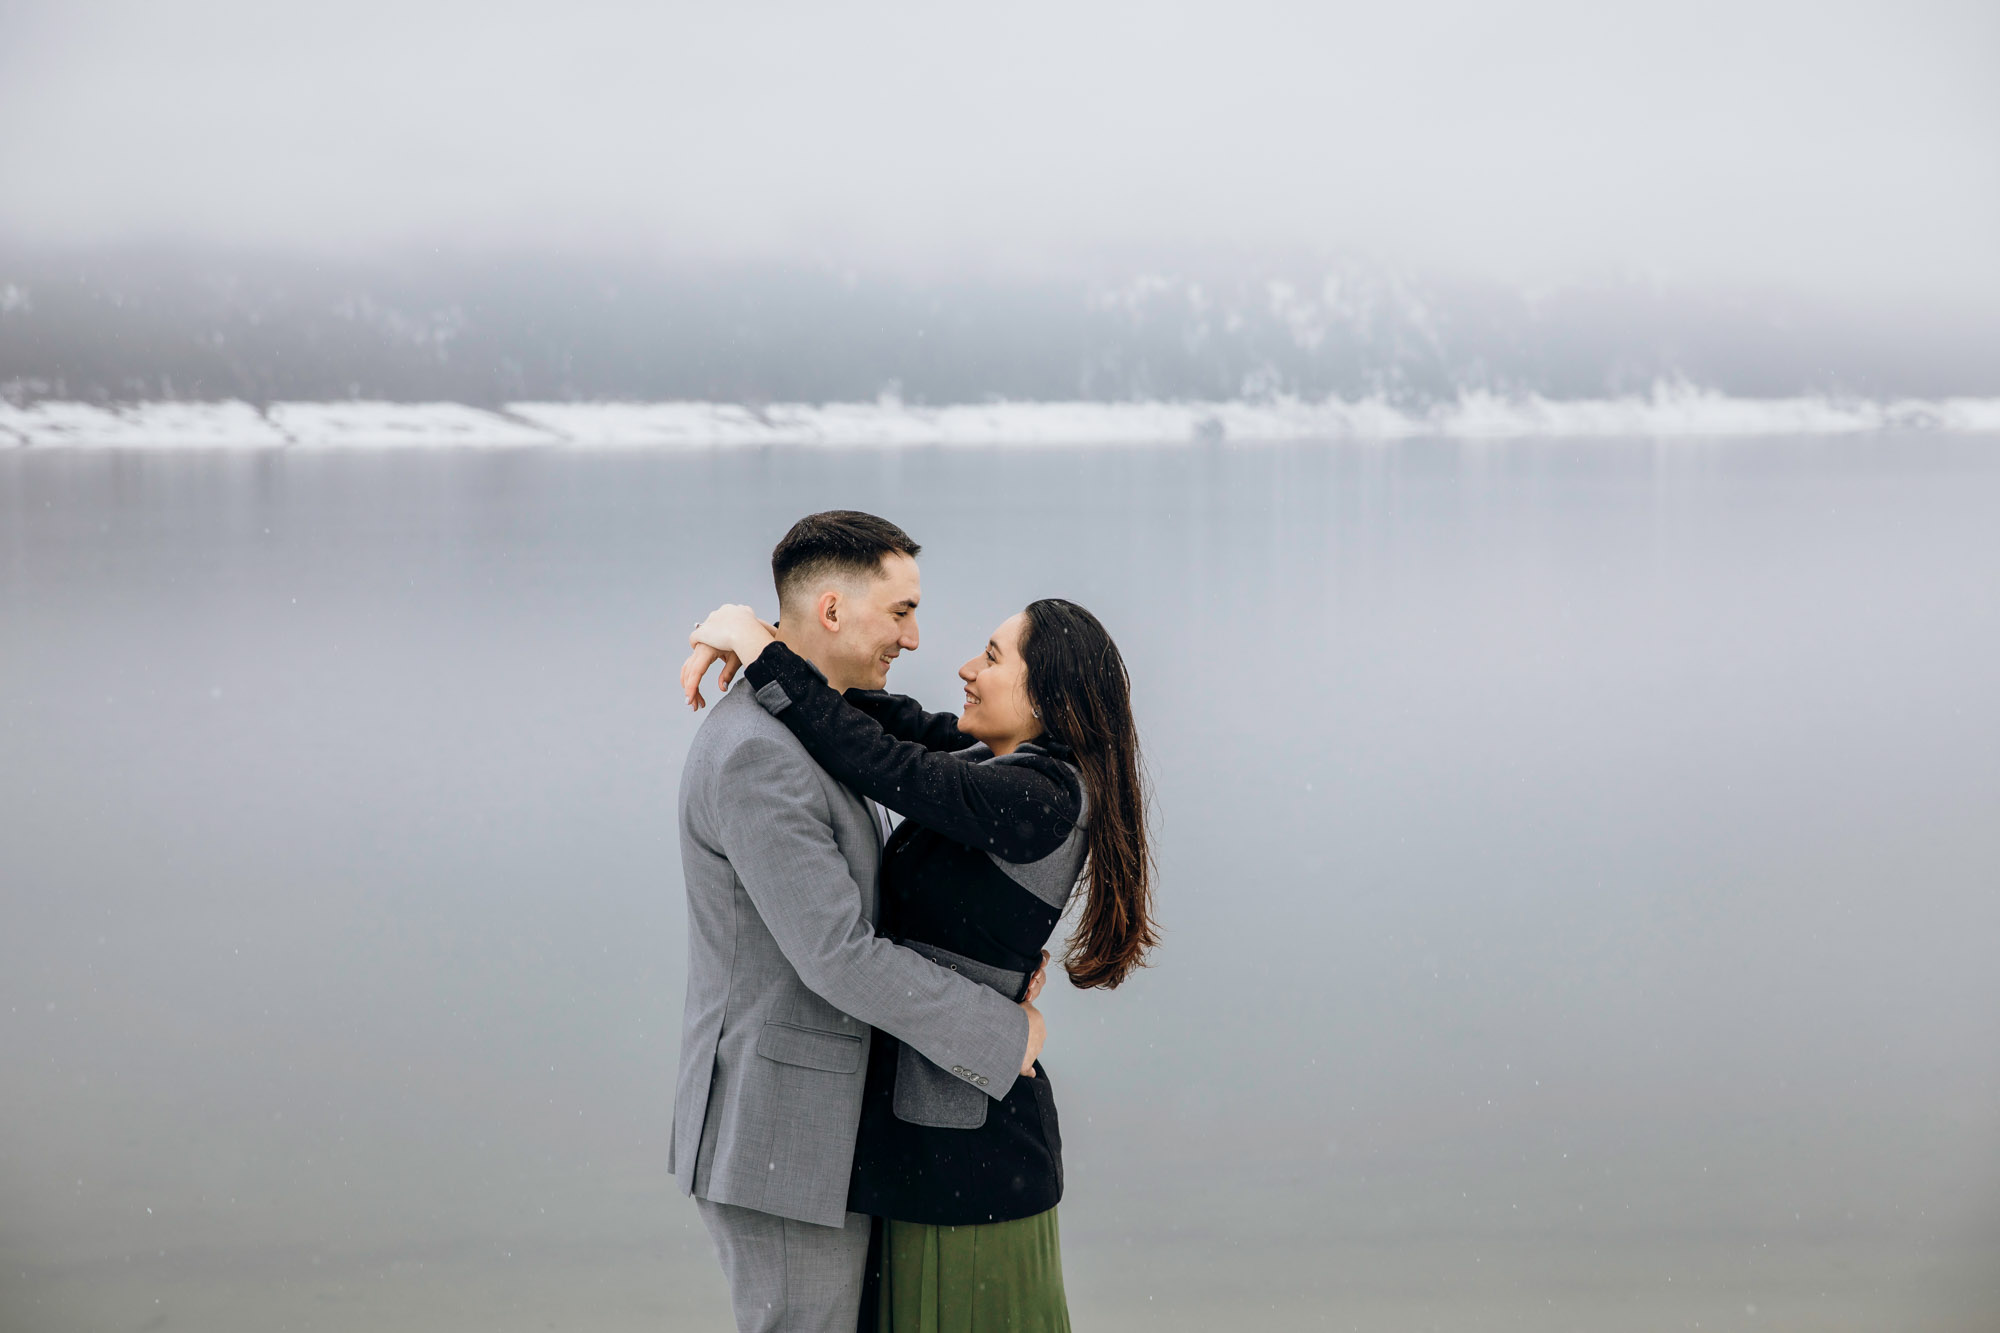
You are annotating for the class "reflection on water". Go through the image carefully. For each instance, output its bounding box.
[3,439,1998,1332]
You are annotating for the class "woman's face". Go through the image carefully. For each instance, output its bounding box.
[958,612,1040,753]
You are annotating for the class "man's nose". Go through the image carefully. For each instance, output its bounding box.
[900,616,919,651]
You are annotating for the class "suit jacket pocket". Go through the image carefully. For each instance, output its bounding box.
[892,1040,989,1129]
[756,1021,863,1074]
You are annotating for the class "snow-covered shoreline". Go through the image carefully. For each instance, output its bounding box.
[5,388,2000,449]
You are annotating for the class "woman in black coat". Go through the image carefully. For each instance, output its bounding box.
[684,597,1156,1333]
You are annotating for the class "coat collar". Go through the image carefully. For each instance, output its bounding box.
[1013,733,1075,763]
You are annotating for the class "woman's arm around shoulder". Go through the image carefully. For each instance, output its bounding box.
[841,688,978,753]
[742,642,1081,863]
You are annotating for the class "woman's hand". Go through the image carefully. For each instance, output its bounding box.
[680,642,740,711]
[680,604,778,710]
[692,604,777,660]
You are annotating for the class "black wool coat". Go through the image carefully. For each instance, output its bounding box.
[741,642,1087,1225]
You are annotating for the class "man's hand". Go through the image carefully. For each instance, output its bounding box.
[1013,950,1050,1076]
[1019,999,1045,1078]
[1023,950,1049,1003]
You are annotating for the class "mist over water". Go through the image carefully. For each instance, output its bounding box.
[4,438,1998,1331]
[6,251,2000,407]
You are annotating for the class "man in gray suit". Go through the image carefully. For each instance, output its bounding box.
[673,511,1045,1332]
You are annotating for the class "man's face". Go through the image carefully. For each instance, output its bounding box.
[832,552,921,691]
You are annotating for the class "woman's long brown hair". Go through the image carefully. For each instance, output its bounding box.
[1019,599,1157,989]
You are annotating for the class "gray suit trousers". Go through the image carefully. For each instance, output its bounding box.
[696,1197,872,1333]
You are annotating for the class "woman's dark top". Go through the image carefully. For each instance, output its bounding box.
[740,641,1087,1225]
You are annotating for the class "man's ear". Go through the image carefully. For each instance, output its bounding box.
[815,588,841,634]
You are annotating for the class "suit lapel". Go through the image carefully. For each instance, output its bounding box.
[834,785,884,923]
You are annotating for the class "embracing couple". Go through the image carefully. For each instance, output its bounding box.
[671,510,1157,1332]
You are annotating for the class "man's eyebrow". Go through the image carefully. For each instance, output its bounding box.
[891,597,919,610]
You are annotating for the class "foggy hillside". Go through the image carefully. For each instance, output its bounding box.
[4,250,1994,407]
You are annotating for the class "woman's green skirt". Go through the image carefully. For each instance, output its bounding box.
[875,1208,1071,1333]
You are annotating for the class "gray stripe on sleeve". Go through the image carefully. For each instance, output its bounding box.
[986,764,1089,909]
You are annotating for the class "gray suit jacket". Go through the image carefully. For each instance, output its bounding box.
[670,678,1031,1227]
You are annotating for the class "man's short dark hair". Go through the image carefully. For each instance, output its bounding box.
[772,511,921,612]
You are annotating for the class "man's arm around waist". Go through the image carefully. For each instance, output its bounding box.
[711,734,1030,1098]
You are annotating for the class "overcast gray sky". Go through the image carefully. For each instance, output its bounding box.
[2,0,1996,299]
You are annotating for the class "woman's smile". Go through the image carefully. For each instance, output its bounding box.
[954,612,1038,753]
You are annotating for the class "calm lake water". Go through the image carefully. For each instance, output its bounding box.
[4,438,1998,1332]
